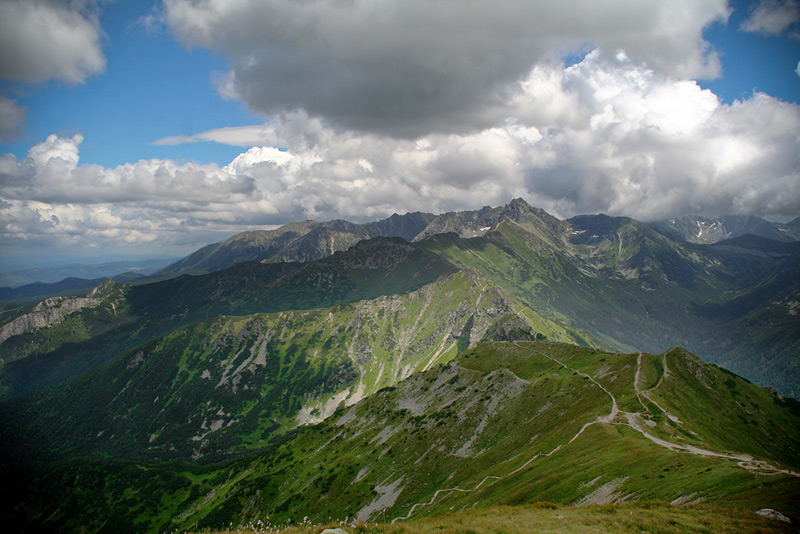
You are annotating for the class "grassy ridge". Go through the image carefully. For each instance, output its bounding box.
[201,503,797,534]
[6,341,796,533]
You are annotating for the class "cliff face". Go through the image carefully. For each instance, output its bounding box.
[0,295,101,345]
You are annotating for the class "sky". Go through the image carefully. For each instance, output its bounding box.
[0,0,799,270]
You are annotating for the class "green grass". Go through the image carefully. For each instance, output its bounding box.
[4,341,800,533]
[1,272,595,466]
[197,502,796,534]
[418,219,800,397]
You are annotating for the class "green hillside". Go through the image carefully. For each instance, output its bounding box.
[2,200,799,398]
[419,207,800,396]
[1,199,799,534]
[1,270,591,464]
[3,341,798,533]
[0,238,457,399]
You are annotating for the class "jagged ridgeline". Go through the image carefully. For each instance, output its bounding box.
[3,342,799,533]
[1,269,588,464]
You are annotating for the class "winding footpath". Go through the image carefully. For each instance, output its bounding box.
[392,344,799,522]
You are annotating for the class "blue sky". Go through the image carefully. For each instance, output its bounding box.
[1,0,799,270]
[703,0,800,102]
[2,0,260,168]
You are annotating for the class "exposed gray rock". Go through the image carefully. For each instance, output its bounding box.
[756,508,791,523]
[0,295,100,344]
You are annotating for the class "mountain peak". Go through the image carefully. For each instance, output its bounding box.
[506,197,533,211]
[413,198,565,242]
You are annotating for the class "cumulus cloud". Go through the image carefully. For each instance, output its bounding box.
[0,133,270,253]
[0,133,257,205]
[0,0,107,84]
[146,52,800,222]
[3,49,799,255]
[518,52,800,219]
[740,0,800,36]
[163,0,728,137]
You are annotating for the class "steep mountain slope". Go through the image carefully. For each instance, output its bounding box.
[1,270,592,464]
[159,199,568,276]
[651,215,798,244]
[159,212,436,274]
[4,341,798,533]
[4,200,799,398]
[0,238,457,399]
[418,203,800,396]
[160,202,800,279]
[0,281,133,385]
[696,246,800,392]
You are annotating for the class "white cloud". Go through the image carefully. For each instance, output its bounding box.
[163,0,728,137]
[0,0,107,84]
[740,0,800,35]
[3,50,799,257]
[153,124,277,147]
[516,52,799,219]
[0,134,257,205]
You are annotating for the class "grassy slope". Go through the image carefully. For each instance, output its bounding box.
[0,238,458,399]
[419,219,800,396]
[6,341,797,534]
[203,503,797,534]
[0,270,592,464]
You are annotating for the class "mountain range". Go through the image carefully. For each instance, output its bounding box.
[0,198,798,533]
[156,204,799,275]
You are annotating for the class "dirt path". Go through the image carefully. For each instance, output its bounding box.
[391,344,621,522]
[626,354,797,477]
[635,353,682,424]
[391,344,799,522]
